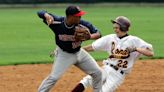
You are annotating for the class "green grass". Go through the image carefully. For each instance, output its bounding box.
[0,6,164,65]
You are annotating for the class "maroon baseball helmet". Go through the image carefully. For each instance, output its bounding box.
[111,16,131,31]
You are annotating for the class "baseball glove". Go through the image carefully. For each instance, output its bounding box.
[74,24,91,41]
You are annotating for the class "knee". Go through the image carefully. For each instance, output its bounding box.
[96,69,102,77]
[96,69,102,76]
[90,69,102,79]
[37,75,59,91]
[48,75,60,82]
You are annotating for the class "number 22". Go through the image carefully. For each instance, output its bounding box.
[117,60,128,68]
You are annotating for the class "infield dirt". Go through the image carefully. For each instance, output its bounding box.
[0,59,163,92]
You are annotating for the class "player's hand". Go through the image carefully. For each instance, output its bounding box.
[44,13,54,26]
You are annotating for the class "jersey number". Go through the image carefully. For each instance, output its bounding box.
[117,60,128,68]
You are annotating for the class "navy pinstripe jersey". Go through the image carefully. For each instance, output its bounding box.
[37,10,100,53]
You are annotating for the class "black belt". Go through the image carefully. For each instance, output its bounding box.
[110,64,124,75]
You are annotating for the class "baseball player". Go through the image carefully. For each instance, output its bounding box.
[37,5,103,92]
[72,16,154,92]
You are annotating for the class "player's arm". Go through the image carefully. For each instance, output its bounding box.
[90,32,101,40]
[83,44,94,52]
[88,26,101,40]
[130,37,154,57]
[136,47,154,57]
[83,35,109,52]
[127,45,154,57]
[37,10,54,25]
[80,20,101,40]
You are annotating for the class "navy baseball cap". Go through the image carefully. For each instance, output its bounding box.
[65,5,85,16]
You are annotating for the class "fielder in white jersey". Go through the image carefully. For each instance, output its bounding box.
[72,16,154,92]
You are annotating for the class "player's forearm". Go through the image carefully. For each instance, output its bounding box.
[90,32,101,40]
[83,45,94,52]
[136,48,154,57]
[37,10,55,25]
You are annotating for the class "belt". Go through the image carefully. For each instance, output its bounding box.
[110,64,124,75]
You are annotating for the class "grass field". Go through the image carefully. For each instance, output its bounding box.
[0,6,164,65]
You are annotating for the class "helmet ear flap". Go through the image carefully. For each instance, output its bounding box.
[120,25,128,32]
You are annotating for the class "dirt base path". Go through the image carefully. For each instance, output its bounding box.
[0,59,164,92]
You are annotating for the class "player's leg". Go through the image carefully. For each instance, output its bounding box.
[72,75,92,92]
[72,83,85,92]
[75,49,102,92]
[101,65,125,92]
[72,66,108,92]
[38,48,76,92]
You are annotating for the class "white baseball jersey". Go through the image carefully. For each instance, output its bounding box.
[92,34,153,74]
[80,34,153,92]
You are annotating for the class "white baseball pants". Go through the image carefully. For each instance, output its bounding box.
[80,62,125,92]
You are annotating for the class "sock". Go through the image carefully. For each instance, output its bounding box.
[72,83,85,92]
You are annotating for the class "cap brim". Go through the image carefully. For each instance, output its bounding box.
[73,11,86,16]
[111,20,117,24]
